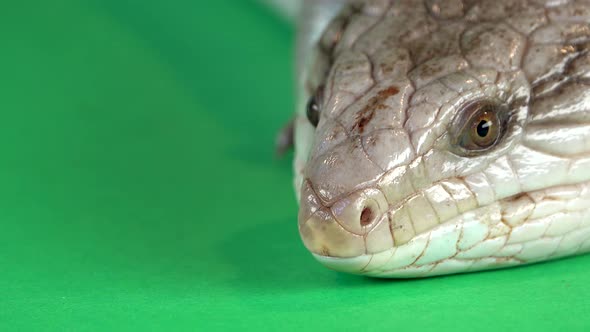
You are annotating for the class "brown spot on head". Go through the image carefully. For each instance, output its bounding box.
[357,116,372,134]
[353,86,399,134]
[380,86,400,97]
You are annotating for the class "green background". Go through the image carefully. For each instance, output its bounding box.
[0,1,588,330]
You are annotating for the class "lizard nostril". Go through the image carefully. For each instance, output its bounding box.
[360,206,374,227]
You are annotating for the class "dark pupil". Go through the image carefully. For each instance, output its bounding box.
[476,120,490,138]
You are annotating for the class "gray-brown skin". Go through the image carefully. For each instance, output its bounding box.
[296,0,590,264]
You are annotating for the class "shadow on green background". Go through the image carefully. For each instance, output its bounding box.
[0,1,588,331]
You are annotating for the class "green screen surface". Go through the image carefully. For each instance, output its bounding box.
[0,1,588,330]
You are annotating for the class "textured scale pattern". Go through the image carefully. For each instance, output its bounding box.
[293,0,590,277]
[316,182,590,277]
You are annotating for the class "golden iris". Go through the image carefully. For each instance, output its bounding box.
[456,101,503,151]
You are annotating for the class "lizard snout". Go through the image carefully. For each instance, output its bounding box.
[298,180,393,259]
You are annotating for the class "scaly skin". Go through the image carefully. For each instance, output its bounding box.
[293,0,590,277]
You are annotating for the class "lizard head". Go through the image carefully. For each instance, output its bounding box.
[294,0,590,277]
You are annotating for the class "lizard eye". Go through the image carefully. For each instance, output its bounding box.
[452,100,507,153]
[306,87,323,127]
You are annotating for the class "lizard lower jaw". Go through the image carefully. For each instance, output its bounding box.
[309,182,590,278]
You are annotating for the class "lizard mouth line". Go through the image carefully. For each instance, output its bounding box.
[308,180,590,278]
